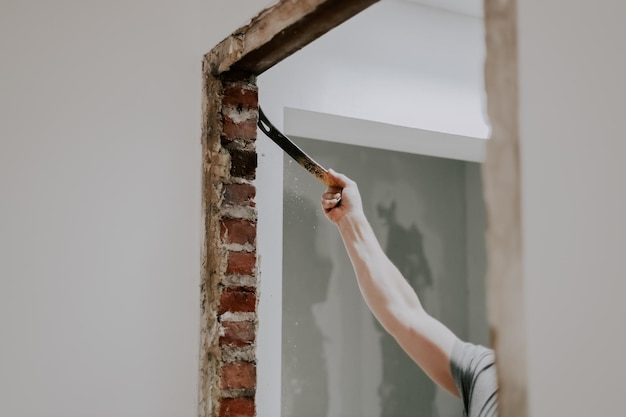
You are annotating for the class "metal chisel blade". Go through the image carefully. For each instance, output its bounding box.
[258,107,333,186]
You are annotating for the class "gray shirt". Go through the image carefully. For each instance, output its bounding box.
[450,340,498,417]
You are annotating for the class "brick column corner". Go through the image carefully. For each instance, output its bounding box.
[200,61,259,417]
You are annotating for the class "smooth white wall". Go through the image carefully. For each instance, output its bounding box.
[0,1,269,416]
[259,0,487,138]
[519,1,626,416]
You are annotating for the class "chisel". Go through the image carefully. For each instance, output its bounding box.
[258,107,333,186]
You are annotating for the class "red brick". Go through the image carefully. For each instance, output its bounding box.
[223,183,256,207]
[228,148,257,180]
[226,251,256,276]
[220,218,256,246]
[222,85,258,111]
[220,320,256,347]
[222,116,257,142]
[219,287,256,315]
[219,397,255,417]
[220,361,256,390]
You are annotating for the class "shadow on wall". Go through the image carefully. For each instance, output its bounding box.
[376,200,436,417]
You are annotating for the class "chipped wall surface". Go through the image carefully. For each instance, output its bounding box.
[200,59,259,417]
[483,0,527,416]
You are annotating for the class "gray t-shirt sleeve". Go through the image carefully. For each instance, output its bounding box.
[450,340,499,417]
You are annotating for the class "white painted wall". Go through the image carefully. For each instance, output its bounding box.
[258,0,487,138]
[0,1,270,416]
[518,1,626,416]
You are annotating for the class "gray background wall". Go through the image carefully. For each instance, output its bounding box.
[281,137,488,417]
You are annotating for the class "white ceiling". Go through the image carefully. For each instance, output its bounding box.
[400,0,483,18]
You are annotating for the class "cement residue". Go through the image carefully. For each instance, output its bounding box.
[221,345,257,363]
[222,274,257,288]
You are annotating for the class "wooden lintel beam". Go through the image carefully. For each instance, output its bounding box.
[207,0,379,76]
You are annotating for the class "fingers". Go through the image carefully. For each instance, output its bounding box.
[322,191,342,200]
[323,169,345,196]
[322,169,357,218]
[321,191,342,211]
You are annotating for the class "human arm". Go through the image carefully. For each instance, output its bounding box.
[321,169,461,396]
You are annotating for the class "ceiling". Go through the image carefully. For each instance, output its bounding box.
[401,0,483,18]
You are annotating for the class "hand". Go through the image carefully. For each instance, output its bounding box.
[321,169,364,225]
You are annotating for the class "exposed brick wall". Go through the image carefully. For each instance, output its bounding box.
[200,1,385,414]
[200,62,259,417]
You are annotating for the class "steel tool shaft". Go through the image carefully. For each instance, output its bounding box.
[258,107,333,186]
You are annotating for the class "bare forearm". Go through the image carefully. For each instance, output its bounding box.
[337,212,459,395]
[337,212,426,335]
[321,169,459,395]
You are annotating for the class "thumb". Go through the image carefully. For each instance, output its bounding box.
[327,168,350,188]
